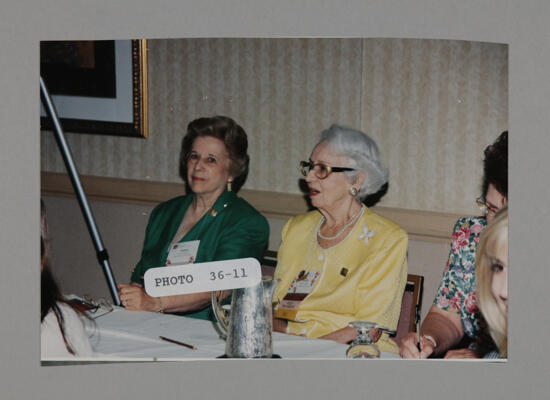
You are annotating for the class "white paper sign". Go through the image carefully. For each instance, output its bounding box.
[143,258,262,297]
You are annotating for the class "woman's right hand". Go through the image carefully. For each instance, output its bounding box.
[400,306,464,358]
[399,332,435,359]
[117,283,157,312]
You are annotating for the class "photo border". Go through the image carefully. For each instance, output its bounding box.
[2,1,549,399]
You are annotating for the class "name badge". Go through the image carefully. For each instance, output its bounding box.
[166,240,200,265]
[287,270,321,294]
[274,270,320,321]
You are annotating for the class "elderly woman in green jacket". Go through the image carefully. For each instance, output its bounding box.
[117,116,269,321]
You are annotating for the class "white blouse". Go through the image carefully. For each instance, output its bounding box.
[41,302,94,359]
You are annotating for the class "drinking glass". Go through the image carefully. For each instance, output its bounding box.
[346,321,395,359]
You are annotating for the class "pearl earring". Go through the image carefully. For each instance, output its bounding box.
[227,179,233,192]
[349,187,358,197]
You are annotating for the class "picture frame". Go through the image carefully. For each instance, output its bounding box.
[40,39,148,138]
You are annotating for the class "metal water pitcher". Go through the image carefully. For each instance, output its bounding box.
[211,277,279,358]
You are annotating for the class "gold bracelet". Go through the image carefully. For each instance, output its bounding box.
[156,297,164,313]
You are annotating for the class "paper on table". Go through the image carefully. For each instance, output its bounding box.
[90,308,224,346]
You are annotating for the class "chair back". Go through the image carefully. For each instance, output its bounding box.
[392,274,424,346]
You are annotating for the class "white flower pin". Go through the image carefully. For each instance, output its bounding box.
[358,222,376,245]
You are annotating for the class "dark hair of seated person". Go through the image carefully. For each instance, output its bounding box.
[482,131,507,199]
[41,201,90,355]
[179,115,250,193]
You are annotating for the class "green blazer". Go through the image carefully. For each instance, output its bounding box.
[131,189,269,320]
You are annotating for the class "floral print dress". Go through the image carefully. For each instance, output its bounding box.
[433,216,486,339]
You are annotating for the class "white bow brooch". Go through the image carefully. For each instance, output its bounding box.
[358,222,376,245]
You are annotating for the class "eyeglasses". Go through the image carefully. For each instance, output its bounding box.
[80,295,113,317]
[299,160,355,179]
[476,197,500,217]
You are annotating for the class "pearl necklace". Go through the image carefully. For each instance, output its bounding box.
[317,205,364,241]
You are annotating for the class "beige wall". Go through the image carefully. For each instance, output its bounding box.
[41,38,507,215]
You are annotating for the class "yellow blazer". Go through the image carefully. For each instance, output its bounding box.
[273,207,408,353]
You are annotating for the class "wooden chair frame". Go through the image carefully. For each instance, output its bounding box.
[404,273,424,332]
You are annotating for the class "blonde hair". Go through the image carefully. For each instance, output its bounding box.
[476,206,508,357]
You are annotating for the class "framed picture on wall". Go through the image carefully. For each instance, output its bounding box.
[40,39,148,138]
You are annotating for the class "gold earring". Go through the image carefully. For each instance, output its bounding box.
[349,187,358,197]
[227,179,233,192]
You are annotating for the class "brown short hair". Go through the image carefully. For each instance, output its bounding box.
[179,116,250,193]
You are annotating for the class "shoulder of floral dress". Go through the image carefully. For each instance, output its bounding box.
[452,215,487,231]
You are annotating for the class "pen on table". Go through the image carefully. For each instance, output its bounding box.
[158,336,197,350]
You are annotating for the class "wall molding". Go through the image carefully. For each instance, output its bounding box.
[41,172,464,243]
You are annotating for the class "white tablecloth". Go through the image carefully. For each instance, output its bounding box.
[80,307,399,360]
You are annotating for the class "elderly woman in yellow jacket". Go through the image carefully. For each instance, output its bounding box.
[273,124,408,354]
